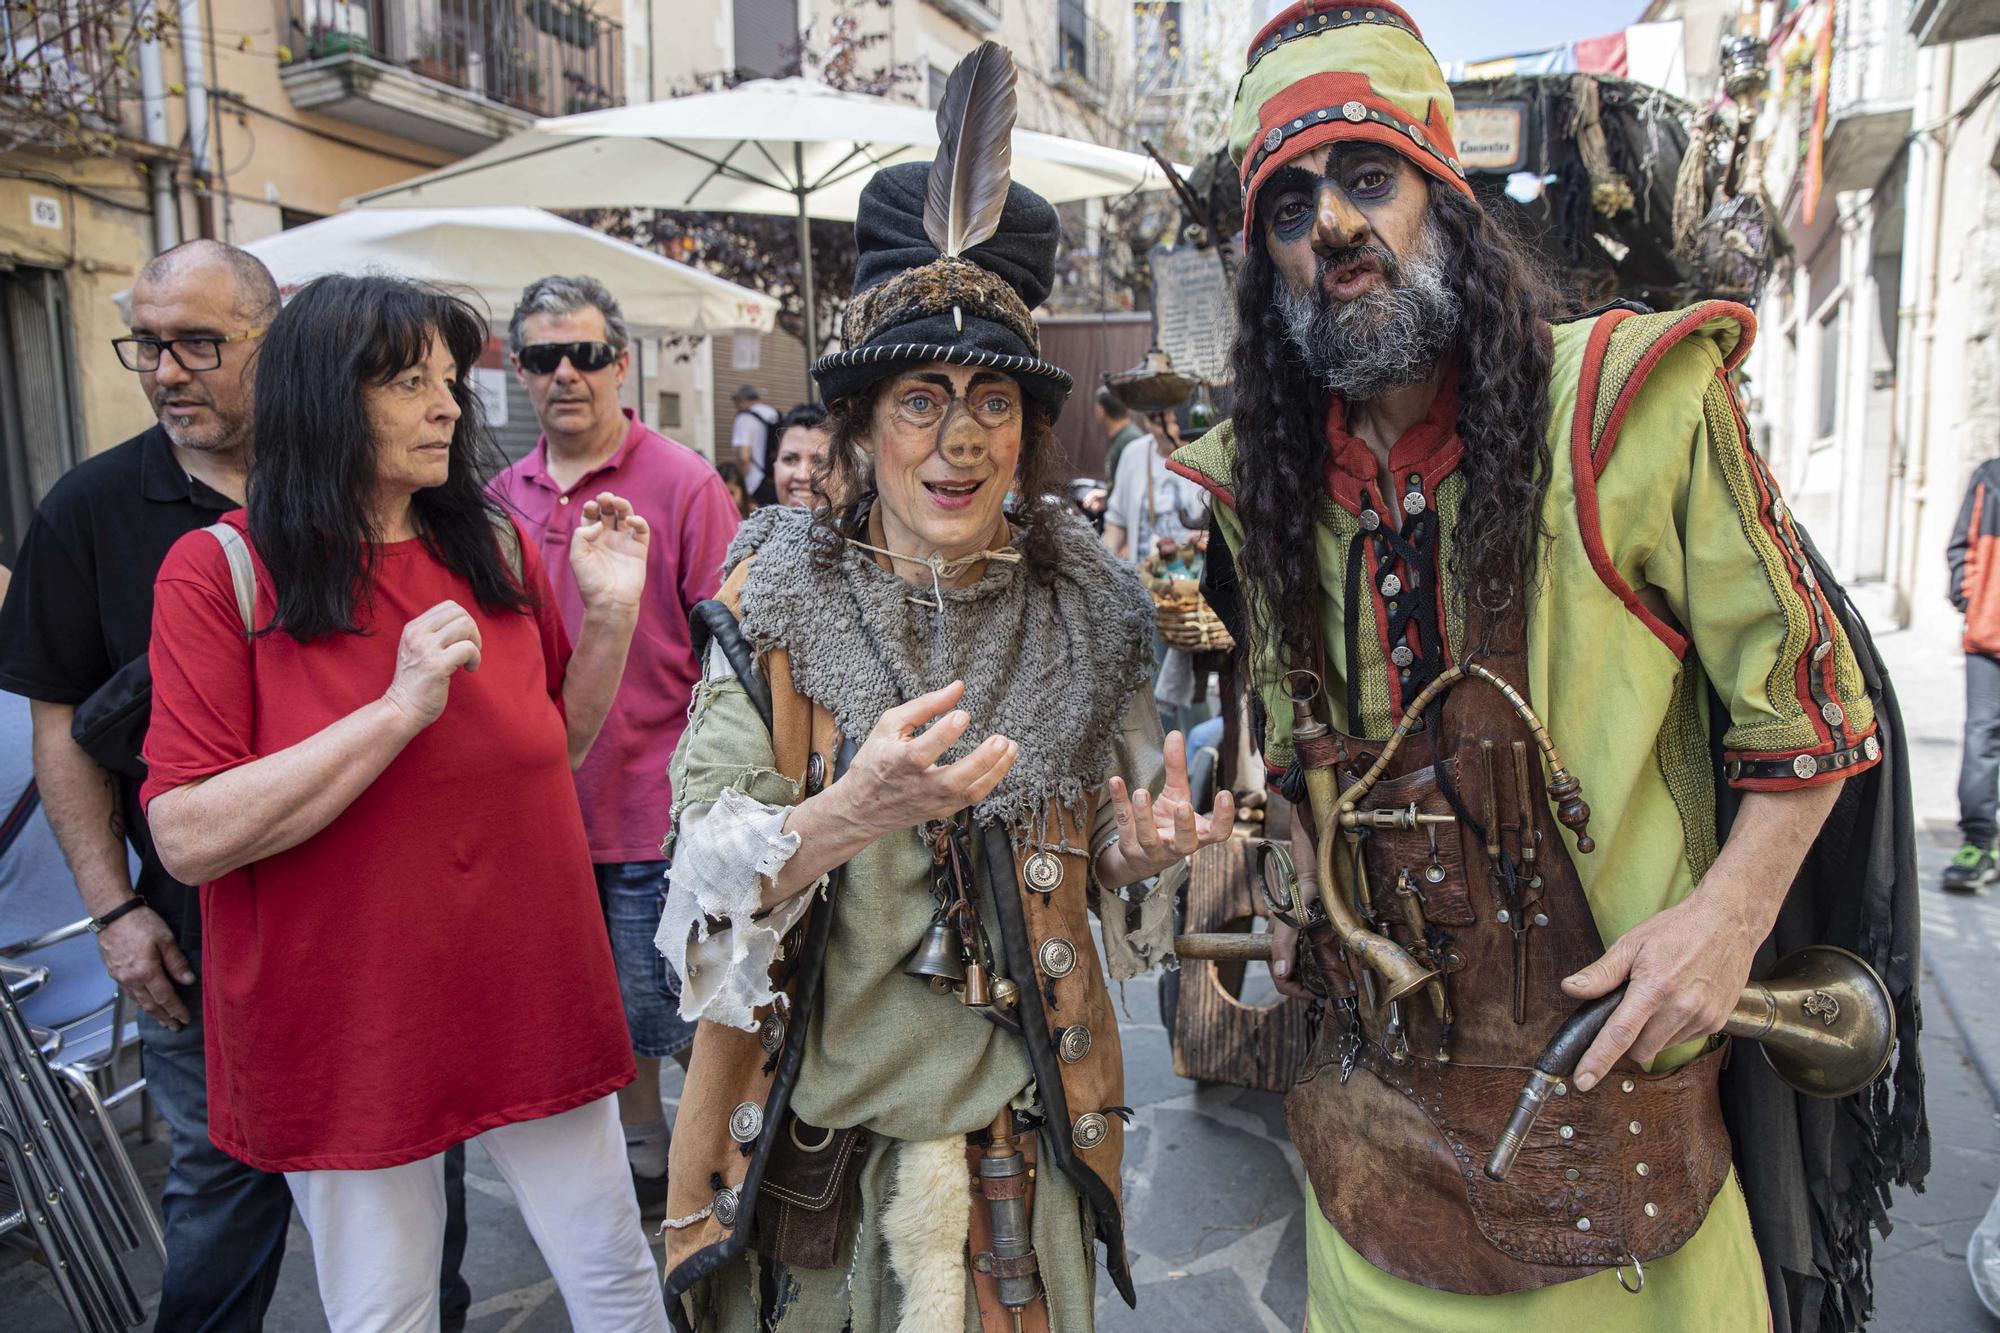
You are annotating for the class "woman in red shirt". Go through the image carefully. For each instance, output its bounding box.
[143,276,667,1332]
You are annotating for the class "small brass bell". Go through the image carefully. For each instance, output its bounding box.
[904,915,967,988]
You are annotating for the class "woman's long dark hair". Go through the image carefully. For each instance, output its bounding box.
[1230,185,1559,672]
[807,375,1072,580]
[248,275,533,642]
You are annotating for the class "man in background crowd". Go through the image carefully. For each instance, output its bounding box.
[1098,387,1145,491]
[1946,458,2000,891]
[493,275,742,1214]
[0,241,296,1330]
[730,383,781,507]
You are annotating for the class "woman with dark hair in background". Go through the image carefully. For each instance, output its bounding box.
[714,458,753,519]
[141,275,669,1332]
[770,402,830,508]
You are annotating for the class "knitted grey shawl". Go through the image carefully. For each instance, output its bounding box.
[727,503,1155,842]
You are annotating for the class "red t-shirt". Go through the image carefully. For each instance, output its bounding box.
[141,511,633,1172]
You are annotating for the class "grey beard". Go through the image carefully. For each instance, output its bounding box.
[1276,224,1461,402]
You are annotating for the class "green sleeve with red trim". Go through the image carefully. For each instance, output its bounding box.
[1598,339,1878,791]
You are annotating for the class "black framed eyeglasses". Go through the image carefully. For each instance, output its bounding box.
[516,341,620,376]
[112,328,265,373]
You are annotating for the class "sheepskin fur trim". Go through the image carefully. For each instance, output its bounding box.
[844,257,1039,352]
[882,1135,972,1332]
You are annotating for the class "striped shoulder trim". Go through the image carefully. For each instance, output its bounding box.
[1167,420,1239,510]
[1581,301,1756,475]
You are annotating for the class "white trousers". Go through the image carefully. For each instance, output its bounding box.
[285,1094,668,1333]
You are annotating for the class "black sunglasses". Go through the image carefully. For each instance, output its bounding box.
[517,341,619,376]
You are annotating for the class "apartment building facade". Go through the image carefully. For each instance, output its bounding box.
[1735,0,1999,630]
[0,0,630,561]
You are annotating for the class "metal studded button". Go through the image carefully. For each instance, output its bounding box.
[713,1186,739,1227]
[729,1102,763,1144]
[1644,1202,1659,1218]
[1629,1120,1643,1135]
[1402,490,1427,515]
[1039,937,1077,979]
[1380,574,1403,598]
[1621,1078,1635,1093]
[1636,1162,1649,1176]
[1360,508,1381,530]
[1792,754,1819,781]
[1390,645,1414,668]
[1553,1082,1568,1097]
[1342,100,1367,122]
[806,753,825,794]
[1564,1167,1580,1181]
[758,1014,786,1054]
[1821,701,1845,726]
[1576,1217,1592,1232]
[1024,850,1064,892]
[1058,1025,1092,1063]
[1263,127,1284,152]
[1558,1124,1575,1140]
[1073,1112,1109,1150]
[1865,735,1881,761]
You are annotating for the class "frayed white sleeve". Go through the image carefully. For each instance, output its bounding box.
[656,785,824,1031]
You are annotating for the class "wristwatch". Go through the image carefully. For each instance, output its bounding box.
[87,898,147,934]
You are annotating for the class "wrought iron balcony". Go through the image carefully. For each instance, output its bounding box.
[1908,0,2000,47]
[279,0,624,154]
[1055,0,1109,106]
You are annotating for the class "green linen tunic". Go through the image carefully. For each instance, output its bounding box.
[1168,307,1879,1333]
[666,634,1164,1331]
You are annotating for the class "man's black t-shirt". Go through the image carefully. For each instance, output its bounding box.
[0,425,236,946]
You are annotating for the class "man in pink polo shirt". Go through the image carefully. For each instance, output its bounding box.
[490,275,740,1214]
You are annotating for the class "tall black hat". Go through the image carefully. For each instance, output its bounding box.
[812,43,1073,421]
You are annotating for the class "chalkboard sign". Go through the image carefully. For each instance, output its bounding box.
[1150,245,1236,384]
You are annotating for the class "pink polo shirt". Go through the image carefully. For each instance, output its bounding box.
[490,411,741,862]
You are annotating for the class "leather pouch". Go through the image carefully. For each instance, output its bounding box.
[752,1117,871,1269]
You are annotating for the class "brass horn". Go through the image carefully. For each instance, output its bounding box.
[1286,674,1438,1006]
[1484,945,1895,1181]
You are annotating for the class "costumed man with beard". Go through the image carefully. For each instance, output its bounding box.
[1167,6,1927,1332]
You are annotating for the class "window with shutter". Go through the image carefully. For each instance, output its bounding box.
[0,267,81,566]
[733,0,800,81]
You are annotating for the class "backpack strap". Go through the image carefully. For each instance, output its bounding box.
[489,510,524,583]
[201,523,256,635]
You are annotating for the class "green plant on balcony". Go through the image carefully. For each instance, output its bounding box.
[498,49,546,114]
[305,23,370,60]
[526,0,598,49]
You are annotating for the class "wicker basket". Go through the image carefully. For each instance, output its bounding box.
[1148,572,1235,653]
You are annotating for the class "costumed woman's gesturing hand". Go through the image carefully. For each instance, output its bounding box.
[1097,730,1235,889]
[568,492,650,612]
[843,680,1021,834]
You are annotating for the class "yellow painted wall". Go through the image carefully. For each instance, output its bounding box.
[0,156,167,453]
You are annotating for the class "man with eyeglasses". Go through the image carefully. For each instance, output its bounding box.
[0,240,296,1329]
[491,274,741,1217]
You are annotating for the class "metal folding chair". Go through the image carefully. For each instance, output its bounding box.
[0,960,150,1330]
[0,920,163,1260]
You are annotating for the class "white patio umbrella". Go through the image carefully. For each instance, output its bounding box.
[227,207,778,335]
[350,78,1177,364]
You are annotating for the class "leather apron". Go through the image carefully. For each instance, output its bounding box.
[1284,607,1732,1295]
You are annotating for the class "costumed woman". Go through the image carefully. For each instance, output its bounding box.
[655,42,1233,1331]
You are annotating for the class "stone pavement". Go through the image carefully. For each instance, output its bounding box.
[6,615,2000,1331]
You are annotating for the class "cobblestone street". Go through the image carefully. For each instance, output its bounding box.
[7,616,2000,1331]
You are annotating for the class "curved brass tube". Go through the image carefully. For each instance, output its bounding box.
[1286,674,1439,1008]
[1334,662,1596,854]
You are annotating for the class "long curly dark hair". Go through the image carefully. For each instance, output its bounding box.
[248,275,533,642]
[1230,185,1559,672]
[808,375,1072,581]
